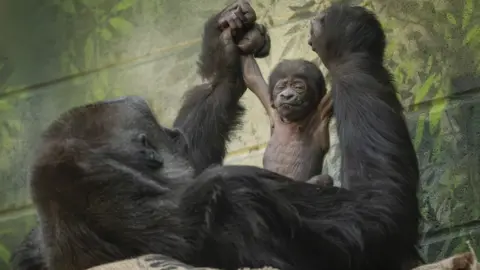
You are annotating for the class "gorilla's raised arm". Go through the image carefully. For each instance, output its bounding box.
[307,3,421,269]
[172,1,269,173]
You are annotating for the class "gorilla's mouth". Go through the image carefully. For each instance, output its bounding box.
[279,102,304,110]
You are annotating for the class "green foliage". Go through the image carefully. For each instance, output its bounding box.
[0,243,10,266]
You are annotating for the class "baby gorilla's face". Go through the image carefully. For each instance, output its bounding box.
[272,76,313,121]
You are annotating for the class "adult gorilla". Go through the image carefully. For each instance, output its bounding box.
[10,1,269,269]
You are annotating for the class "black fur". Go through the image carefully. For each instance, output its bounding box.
[10,228,47,270]
[310,3,421,269]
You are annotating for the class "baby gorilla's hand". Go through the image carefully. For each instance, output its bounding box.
[236,24,270,58]
[312,91,333,153]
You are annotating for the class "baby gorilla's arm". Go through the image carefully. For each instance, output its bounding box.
[241,55,275,131]
[314,91,333,152]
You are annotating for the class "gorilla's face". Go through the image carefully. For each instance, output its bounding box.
[44,96,195,182]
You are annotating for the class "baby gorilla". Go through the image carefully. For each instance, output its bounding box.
[242,55,333,185]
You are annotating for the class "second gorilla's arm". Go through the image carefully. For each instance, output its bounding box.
[173,2,259,173]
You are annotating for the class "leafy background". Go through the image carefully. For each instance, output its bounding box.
[0,0,479,268]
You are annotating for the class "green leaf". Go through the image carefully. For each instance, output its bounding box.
[462,0,474,29]
[402,60,416,80]
[0,244,10,263]
[279,36,298,59]
[428,92,447,131]
[288,0,315,11]
[414,113,426,150]
[0,100,11,111]
[91,79,106,100]
[84,37,95,69]
[109,17,134,35]
[430,136,443,163]
[69,64,79,74]
[425,55,433,73]
[414,74,437,104]
[99,71,109,87]
[288,10,316,21]
[99,28,113,41]
[446,13,457,25]
[444,28,452,41]
[463,26,480,45]
[81,0,100,8]
[285,23,303,36]
[267,15,274,26]
[62,0,76,13]
[113,0,135,12]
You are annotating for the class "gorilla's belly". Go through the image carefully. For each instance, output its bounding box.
[263,136,322,182]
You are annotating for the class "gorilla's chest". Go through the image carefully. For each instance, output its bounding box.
[263,125,323,182]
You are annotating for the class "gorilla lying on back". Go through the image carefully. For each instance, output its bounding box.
[11,1,270,269]
[13,2,421,270]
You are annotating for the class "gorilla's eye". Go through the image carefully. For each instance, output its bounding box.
[137,133,153,149]
[138,133,148,147]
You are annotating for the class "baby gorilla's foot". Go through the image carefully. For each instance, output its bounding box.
[306,174,334,186]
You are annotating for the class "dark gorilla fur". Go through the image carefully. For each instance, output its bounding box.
[10,1,270,269]
[12,3,422,270]
[309,3,421,269]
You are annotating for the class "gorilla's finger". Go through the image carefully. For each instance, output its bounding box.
[227,17,239,30]
[239,1,256,24]
[254,34,271,58]
[234,7,246,23]
[256,24,267,35]
[234,17,243,29]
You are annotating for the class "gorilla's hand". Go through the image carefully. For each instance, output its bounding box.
[218,0,256,31]
[237,23,271,58]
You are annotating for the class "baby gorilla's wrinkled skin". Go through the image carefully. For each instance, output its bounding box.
[241,55,334,186]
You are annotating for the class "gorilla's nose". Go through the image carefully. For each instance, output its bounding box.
[280,92,295,102]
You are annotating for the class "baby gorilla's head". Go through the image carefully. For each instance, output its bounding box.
[268,59,326,121]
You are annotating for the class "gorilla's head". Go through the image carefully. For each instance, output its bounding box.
[32,96,195,200]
